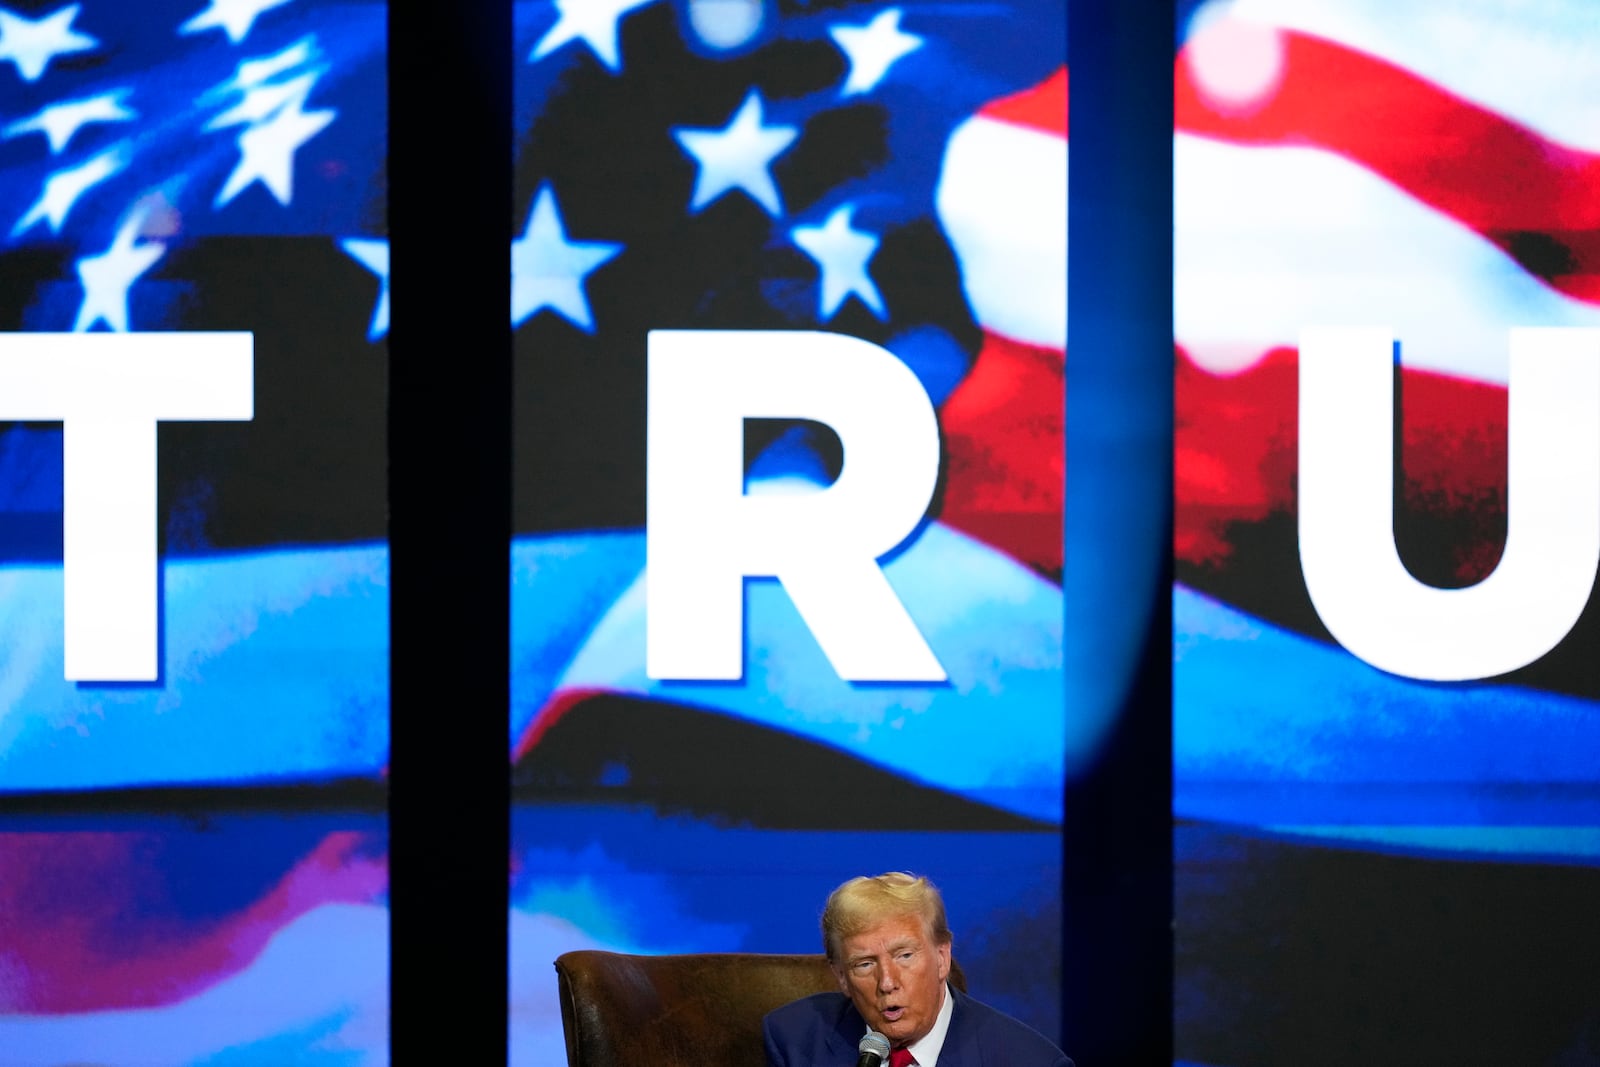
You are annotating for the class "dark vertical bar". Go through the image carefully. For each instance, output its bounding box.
[389,0,512,1062]
[1063,0,1175,1063]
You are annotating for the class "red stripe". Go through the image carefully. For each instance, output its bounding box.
[979,65,1067,138]
[1175,26,1600,304]
[1176,346,1509,586]
[512,685,609,764]
[0,830,384,1013]
[939,331,1063,578]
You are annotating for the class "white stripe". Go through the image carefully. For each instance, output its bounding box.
[1225,0,1600,151]
[936,116,1066,350]
[1175,134,1600,383]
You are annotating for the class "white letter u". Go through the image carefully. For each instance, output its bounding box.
[1298,327,1600,681]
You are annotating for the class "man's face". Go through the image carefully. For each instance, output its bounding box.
[831,912,952,1048]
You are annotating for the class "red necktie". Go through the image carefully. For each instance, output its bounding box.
[889,1049,917,1067]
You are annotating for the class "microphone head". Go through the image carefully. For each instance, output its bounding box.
[859,1030,892,1061]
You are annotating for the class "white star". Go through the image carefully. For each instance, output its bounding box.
[829,8,922,96]
[12,145,125,236]
[529,0,656,73]
[4,90,135,154]
[672,89,797,217]
[73,209,165,332]
[179,0,294,45]
[511,184,622,332]
[791,203,886,320]
[0,3,97,82]
[204,70,321,130]
[205,34,319,100]
[340,237,388,341]
[213,94,335,208]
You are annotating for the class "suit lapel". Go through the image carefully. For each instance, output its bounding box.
[827,994,866,1065]
[938,988,981,1067]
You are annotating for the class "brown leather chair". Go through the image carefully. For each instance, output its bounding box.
[554,950,967,1067]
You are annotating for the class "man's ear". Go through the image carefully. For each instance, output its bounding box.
[936,939,952,982]
[830,961,850,995]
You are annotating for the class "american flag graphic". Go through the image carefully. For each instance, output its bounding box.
[0,0,390,793]
[507,0,1070,823]
[1175,3,1600,1064]
[1174,0,1600,855]
[1,0,1075,1063]
[0,2,389,1065]
[507,0,1069,1063]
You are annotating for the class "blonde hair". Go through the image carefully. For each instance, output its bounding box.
[821,872,951,962]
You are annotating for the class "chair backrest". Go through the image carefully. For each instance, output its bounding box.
[554,950,967,1067]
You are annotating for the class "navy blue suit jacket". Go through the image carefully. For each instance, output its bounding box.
[763,987,1073,1067]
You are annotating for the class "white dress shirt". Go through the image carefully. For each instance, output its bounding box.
[901,980,955,1065]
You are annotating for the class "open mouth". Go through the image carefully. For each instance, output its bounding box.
[881,1006,906,1024]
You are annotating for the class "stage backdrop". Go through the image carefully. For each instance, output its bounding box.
[1174,1,1600,1064]
[0,0,390,1062]
[508,0,1080,1062]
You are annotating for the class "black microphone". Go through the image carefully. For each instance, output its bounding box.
[857,1029,891,1067]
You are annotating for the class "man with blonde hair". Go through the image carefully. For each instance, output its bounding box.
[763,872,1073,1066]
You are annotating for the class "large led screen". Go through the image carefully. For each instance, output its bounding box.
[0,0,389,1061]
[510,0,1070,1062]
[1175,1,1600,1063]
